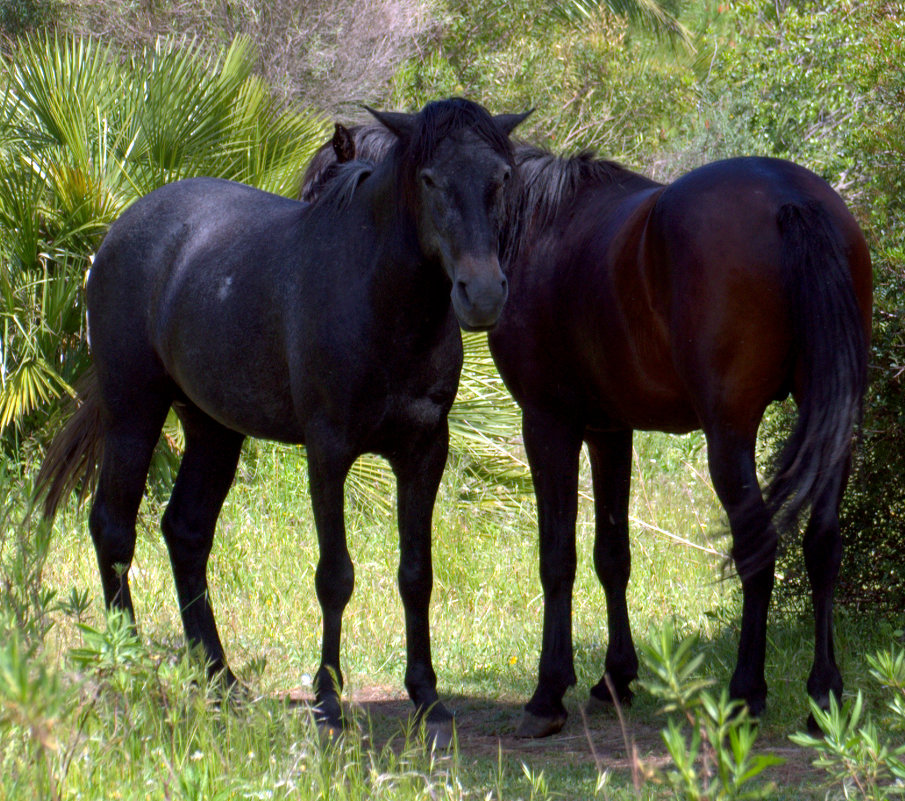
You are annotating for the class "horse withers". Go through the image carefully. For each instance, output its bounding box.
[36,98,529,743]
[305,127,872,737]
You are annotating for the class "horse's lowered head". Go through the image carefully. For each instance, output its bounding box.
[368,98,530,331]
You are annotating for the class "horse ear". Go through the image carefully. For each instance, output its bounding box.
[332,123,356,163]
[364,107,415,139]
[494,110,533,136]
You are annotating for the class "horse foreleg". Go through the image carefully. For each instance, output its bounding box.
[803,468,847,732]
[586,429,637,707]
[161,409,244,686]
[307,440,355,732]
[706,428,774,717]
[391,421,453,742]
[518,409,583,738]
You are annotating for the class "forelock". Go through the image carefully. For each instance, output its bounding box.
[401,98,514,168]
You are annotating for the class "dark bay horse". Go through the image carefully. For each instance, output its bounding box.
[304,129,872,737]
[36,98,529,741]
[492,148,871,736]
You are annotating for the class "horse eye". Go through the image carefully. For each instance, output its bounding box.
[420,170,437,189]
[501,166,512,183]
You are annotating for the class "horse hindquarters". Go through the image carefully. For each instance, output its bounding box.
[700,198,869,721]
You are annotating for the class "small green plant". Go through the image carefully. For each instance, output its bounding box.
[638,622,784,800]
[790,644,905,800]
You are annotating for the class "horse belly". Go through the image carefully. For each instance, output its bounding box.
[155,278,305,442]
[582,365,701,434]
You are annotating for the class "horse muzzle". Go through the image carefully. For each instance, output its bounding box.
[451,257,509,331]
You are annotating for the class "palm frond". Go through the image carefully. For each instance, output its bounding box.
[0,356,73,433]
[449,334,533,506]
[7,34,119,168]
[551,0,693,47]
[222,75,329,195]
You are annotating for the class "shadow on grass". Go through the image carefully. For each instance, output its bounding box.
[268,604,897,796]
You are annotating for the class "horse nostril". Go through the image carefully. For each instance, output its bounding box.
[500,275,508,295]
[455,279,470,305]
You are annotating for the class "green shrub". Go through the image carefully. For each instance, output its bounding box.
[0,0,56,39]
[638,623,785,800]
[692,0,905,609]
[791,644,905,800]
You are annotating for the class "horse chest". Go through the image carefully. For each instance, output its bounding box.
[388,394,448,429]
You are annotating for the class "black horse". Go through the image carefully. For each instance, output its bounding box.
[37,98,529,741]
[303,128,872,737]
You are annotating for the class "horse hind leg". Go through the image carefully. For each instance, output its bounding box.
[160,405,244,685]
[585,429,638,708]
[803,466,847,732]
[705,426,776,717]
[89,392,171,621]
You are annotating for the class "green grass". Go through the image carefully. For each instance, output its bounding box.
[3,431,902,799]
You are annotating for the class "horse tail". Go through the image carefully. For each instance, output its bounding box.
[34,368,104,520]
[738,201,869,577]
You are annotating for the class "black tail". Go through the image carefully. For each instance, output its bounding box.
[736,201,869,578]
[34,368,104,520]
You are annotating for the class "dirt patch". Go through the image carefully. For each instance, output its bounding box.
[280,685,822,789]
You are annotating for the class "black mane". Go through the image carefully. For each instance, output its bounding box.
[513,145,659,234]
[299,112,659,250]
[306,160,374,211]
[400,97,517,167]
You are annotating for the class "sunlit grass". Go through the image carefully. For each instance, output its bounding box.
[42,432,728,700]
[26,430,899,799]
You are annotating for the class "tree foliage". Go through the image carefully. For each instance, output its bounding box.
[0,34,327,459]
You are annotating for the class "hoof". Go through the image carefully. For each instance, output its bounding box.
[313,696,346,742]
[212,677,252,709]
[316,718,345,743]
[425,720,454,749]
[588,682,633,712]
[515,709,567,739]
[415,701,454,748]
[806,711,826,736]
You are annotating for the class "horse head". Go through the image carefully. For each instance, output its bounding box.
[368,99,530,331]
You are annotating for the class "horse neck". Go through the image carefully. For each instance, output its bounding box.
[361,163,455,336]
[504,156,659,270]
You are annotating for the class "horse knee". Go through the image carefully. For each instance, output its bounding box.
[593,541,630,588]
[398,562,432,607]
[539,553,576,596]
[315,555,354,611]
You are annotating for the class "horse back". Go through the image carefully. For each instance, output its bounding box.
[493,156,870,436]
[494,180,699,431]
[86,178,317,440]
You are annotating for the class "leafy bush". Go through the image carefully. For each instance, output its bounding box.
[639,623,784,800]
[0,0,55,39]
[389,0,701,159]
[687,0,905,609]
[791,645,905,800]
